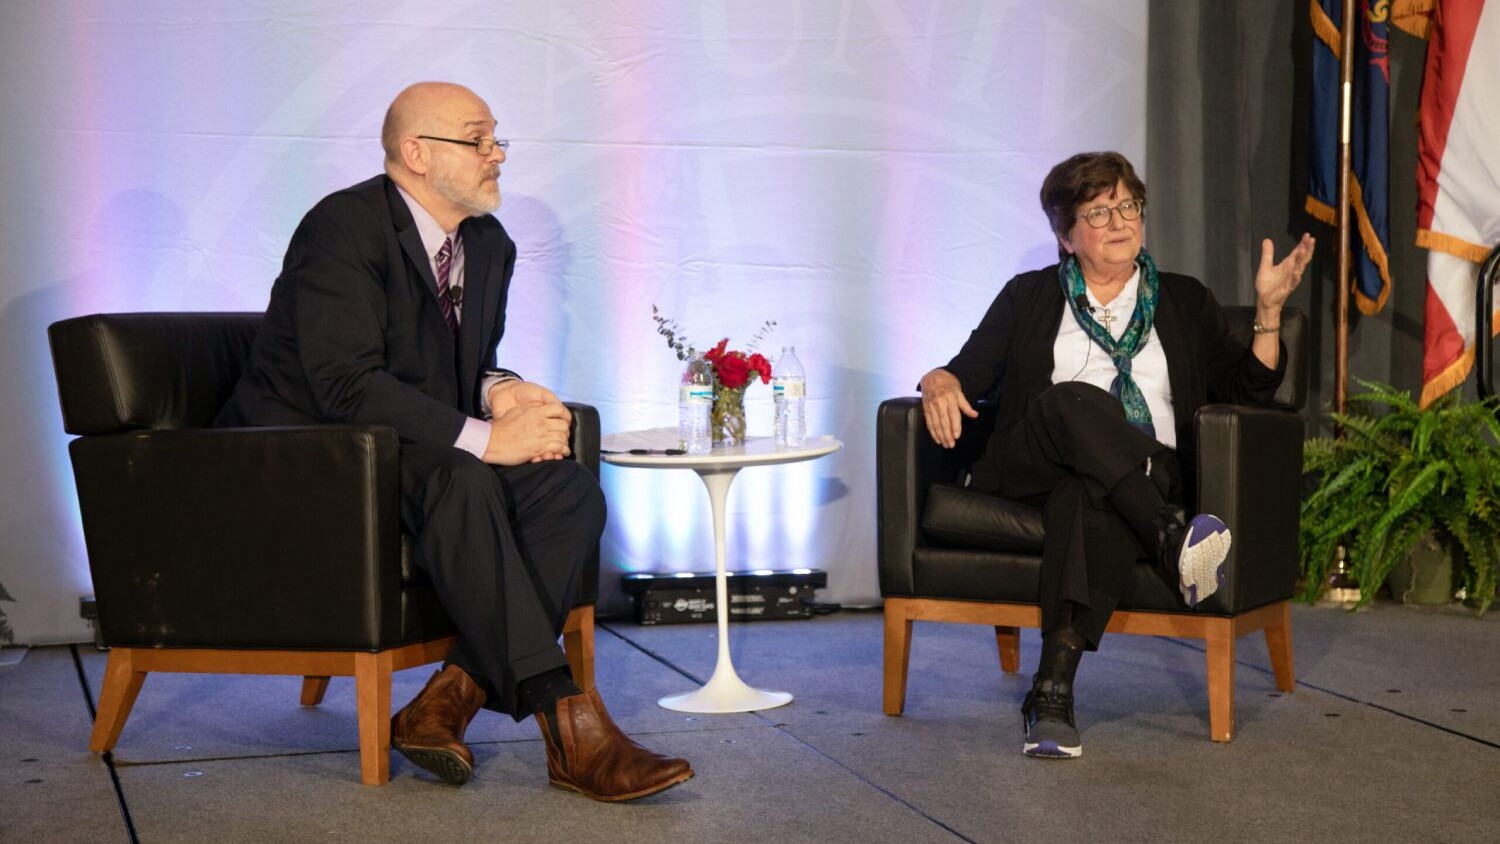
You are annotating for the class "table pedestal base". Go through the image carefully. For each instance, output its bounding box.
[655,466,793,714]
[658,663,792,713]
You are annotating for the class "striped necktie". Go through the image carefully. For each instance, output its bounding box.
[434,236,458,334]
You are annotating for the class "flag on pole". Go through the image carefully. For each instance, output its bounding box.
[1414,0,1500,406]
[1306,0,1394,315]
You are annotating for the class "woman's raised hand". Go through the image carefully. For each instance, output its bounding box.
[1255,232,1316,310]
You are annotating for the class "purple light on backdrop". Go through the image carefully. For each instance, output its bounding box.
[6,1,1147,641]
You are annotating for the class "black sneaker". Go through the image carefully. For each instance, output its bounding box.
[1021,676,1082,758]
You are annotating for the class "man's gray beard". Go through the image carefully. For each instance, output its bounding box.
[433,170,500,216]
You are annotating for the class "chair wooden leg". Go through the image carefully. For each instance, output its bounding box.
[883,599,913,716]
[994,625,1021,674]
[562,604,596,692]
[354,651,394,786]
[1262,600,1296,693]
[90,648,147,753]
[300,676,331,706]
[1205,618,1236,742]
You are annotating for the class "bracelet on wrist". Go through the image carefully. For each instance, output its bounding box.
[1252,320,1281,334]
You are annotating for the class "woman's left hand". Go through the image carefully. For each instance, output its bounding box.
[1254,232,1316,309]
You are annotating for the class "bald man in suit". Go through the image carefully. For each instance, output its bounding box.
[218,82,691,801]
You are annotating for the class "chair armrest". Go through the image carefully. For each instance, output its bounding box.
[1194,404,1304,613]
[565,402,600,477]
[564,402,601,604]
[69,425,403,650]
[876,397,995,596]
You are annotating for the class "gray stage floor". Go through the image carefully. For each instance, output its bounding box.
[2,602,1497,844]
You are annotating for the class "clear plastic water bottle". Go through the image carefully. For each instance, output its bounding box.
[679,353,713,455]
[773,346,806,448]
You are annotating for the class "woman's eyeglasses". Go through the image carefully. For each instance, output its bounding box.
[1079,198,1144,228]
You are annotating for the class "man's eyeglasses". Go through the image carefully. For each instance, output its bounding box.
[417,135,510,155]
[1079,198,1145,229]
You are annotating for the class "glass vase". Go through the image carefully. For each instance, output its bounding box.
[711,385,747,446]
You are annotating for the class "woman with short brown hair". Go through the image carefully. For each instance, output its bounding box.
[918,151,1314,758]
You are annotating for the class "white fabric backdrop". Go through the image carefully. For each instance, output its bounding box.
[0,0,1145,642]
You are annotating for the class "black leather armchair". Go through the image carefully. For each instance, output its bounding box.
[48,312,600,784]
[877,306,1307,741]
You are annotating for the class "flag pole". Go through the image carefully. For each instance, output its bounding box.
[1334,0,1355,417]
[1323,0,1361,603]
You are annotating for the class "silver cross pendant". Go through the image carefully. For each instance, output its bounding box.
[1097,308,1117,333]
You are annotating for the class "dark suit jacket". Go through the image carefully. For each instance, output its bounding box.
[942,264,1285,484]
[217,175,516,445]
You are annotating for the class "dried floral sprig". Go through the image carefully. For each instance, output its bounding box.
[745,318,778,353]
[652,304,696,362]
[651,305,777,362]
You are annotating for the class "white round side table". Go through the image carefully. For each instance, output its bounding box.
[601,429,841,713]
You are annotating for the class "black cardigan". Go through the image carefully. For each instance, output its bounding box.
[940,263,1286,484]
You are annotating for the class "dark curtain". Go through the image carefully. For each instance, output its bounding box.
[1146,0,1437,428]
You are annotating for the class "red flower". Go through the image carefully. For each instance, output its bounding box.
[746,353,773,385]
[654,310,779,392]
[714,351,752,389]
[658,315,777,392]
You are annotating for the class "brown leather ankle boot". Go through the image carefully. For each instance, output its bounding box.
[536,689,693,801]
[391,665,487,785]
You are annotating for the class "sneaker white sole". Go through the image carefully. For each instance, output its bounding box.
[1023,739,1082,758]
[1178,515,1231,607]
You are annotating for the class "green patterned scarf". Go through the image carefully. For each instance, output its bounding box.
[1059,247,1161,437]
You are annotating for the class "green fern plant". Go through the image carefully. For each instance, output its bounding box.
[1299,379,1500,614]
[0,581,14,645]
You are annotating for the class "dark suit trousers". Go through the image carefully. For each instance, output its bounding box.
[973,382,1181,648]
[399,446,606,718]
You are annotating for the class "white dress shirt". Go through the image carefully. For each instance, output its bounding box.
[1049,266,1177,449]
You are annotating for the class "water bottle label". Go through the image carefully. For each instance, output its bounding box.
[684,387,712,403]
[775,381,805,399]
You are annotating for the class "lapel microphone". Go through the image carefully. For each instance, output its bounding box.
[445,285,464,307]
[1074,293,1094,313]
